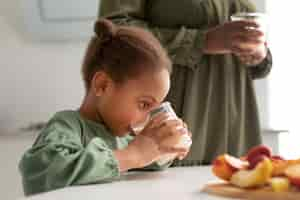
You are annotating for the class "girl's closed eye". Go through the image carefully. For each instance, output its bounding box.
[138,98,156,112]
[138,101,153,111]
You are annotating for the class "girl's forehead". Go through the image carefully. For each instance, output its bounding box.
[119,69,170,100]
[136,69,169,87]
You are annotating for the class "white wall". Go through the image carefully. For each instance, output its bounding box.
[251,0,270,130]
[0,0,86,136]
[0,1,86,199]
[266,1,300,158]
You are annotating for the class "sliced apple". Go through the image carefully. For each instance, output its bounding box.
[212,154,248,181]
[271,155,285,161]
[246,145,272,161]
[248,155,267,170]
[224,154,249,170]
[272,159,290,176]
[269,177,290,192]
[285,164,300,188]
[212,155,235,181]
[230,157,273,188]
[273,159,300,177]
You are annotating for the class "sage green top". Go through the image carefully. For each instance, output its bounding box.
[99,0,272,165]
[19,111,169,195]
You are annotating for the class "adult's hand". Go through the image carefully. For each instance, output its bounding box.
[234,43,268,66]
[204,20,264,55]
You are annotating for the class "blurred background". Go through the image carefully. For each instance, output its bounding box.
[0,0,299,199]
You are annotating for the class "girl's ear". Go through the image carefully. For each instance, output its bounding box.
[91,71,111,97]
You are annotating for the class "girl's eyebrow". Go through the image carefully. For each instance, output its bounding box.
[139,95,157,103]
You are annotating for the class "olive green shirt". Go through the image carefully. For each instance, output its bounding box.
[19,111,169,195]
[99,0,272,165]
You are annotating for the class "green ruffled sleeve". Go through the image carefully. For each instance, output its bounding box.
[19,115,120,195]
[248,49,272,79]
[99,0,207,69]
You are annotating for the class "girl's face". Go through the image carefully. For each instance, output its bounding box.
[98,69,170,136]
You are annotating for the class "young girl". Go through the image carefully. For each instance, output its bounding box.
[19,19,191,195]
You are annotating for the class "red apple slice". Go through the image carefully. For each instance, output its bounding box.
[246,145,272,162]
[212,154,248,181]
[271,155,285,161]
[248,155,267,170]
[224,154,249,170]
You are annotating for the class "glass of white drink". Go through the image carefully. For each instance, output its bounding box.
[231,12,267,49]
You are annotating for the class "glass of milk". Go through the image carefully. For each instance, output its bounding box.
[231,12,267,49]
[131,102,192,165]
[152,102,192,165]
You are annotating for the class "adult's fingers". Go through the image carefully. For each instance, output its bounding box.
[235,34,264,45]
[231,46,256,55]
[241,28,264,39]
[230,20,259,30]
[226,21,263,41]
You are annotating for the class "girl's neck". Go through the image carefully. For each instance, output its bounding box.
[79,94,103,124]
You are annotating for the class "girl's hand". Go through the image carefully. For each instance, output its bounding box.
[176,122,192,160]
[127,113,188,168]
[147,114,192,162]
[204,20,264,54]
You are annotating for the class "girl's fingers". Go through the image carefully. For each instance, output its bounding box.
[145,112,169,130]
[183,122,188,129]
[159,146,187,154]
[182,122,192,138]
[156,119,190,141]
[177,151,189,160]
[188,130,192,138]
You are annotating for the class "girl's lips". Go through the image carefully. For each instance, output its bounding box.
[129,125,143,135]
[127,125,138,136]
[130,119,149,135]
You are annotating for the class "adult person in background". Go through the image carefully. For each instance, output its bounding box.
[98,0,272,166]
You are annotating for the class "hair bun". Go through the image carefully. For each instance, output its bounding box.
[94,19,117,41]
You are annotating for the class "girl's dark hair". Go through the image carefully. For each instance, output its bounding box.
[82,19,172,91]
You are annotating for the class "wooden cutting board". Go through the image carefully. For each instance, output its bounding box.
[202,182,300,200]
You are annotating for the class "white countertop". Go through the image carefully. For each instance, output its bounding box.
[17,166,234,200]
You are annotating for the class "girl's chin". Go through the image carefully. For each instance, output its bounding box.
[112,129,132,137]
[117,132,129,137]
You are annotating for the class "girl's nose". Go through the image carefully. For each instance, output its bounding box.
[136,114,150,126]
[131,114,150,134]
